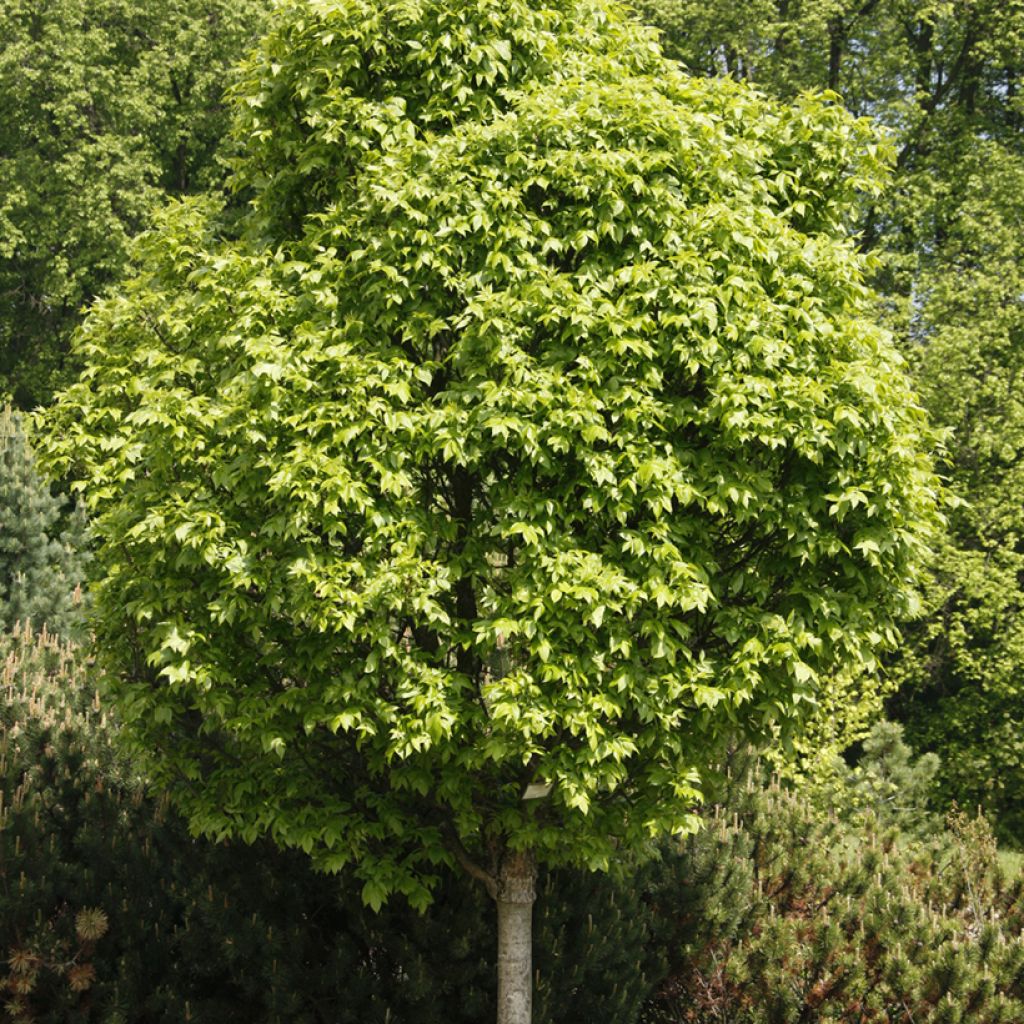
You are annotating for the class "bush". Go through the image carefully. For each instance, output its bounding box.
[13,627,1011,1024]
[0,407,86,638]
[641,734,1024,1023]
[0,623,660,1023]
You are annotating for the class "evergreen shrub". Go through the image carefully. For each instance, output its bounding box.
[641,730,1024,1023]
[11,619,1015,1024]
[0,407,86,638]
[0,622,659,1023]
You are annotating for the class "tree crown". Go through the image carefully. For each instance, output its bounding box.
[39,0,940,907]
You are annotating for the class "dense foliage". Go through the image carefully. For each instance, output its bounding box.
[637,0,1024,149]
[886,145,1024,841]
[0,623,332,1023]
[0,0,268,407]
[10,0,1024,1019]
[38,0,939,923]
[638,0,1024,842]
[643,735,1024,1024]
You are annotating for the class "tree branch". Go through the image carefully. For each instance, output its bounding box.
[445,830,497,898]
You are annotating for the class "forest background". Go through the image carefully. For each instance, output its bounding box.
[4,0,1024,1021]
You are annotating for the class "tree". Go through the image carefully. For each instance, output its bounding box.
[636,0,1024,148]
[38,0,939,1019]
[0,0,269,408]
[886,143,1024,840]
[639,0,1024,841]
[0,406,86,637]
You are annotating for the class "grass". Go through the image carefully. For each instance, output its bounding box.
[998,848,1024,877]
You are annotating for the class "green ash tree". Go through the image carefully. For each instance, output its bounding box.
[39,0,940,1020]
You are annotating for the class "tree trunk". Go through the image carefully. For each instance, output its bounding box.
[495,849,537,1024]
[827,17,844,92]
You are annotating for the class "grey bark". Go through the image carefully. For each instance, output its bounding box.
[495,849,537,1024]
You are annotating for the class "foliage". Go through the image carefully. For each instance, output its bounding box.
[38,0,940,917]
[639,0,1024,843]
[641,758,1024,1024]
[0,621,660,1023]
[886,143,1024,843]
[636,0,1024,153]
[340,866,665,1024]
[0,622,314,1023]
[0,407,86,638]
[534,866,665,1022]
[0,0,269,407]
[0,613,1006,1024]
[767,662,898,786]
[774,717,941,830]
[842,719,940,832]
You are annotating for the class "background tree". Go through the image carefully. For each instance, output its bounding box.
[38,0,939,1020]
[887,144,1024,840]
[0,0,269,408]
[640,0,1024,841]
[637,0,1024,142]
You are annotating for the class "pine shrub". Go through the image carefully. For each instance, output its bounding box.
[15,615,1013,1024]
[0,622,660,1022]
[641,732,1024,1023]
[0,624,395,1023]
[0,407,86,638]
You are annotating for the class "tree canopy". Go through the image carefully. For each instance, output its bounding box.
[40,0,938,922]
[0,0,268,407]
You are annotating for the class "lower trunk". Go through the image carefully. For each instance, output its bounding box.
[495,849,537,1024]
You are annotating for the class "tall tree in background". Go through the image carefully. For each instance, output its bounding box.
[640,0,1024,839]
[637,0,1024,138]
[887,145,1024,839]
[0,0,268,408]
[39,0,939,1019]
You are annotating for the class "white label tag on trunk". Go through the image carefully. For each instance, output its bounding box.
[521,782,553,800]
